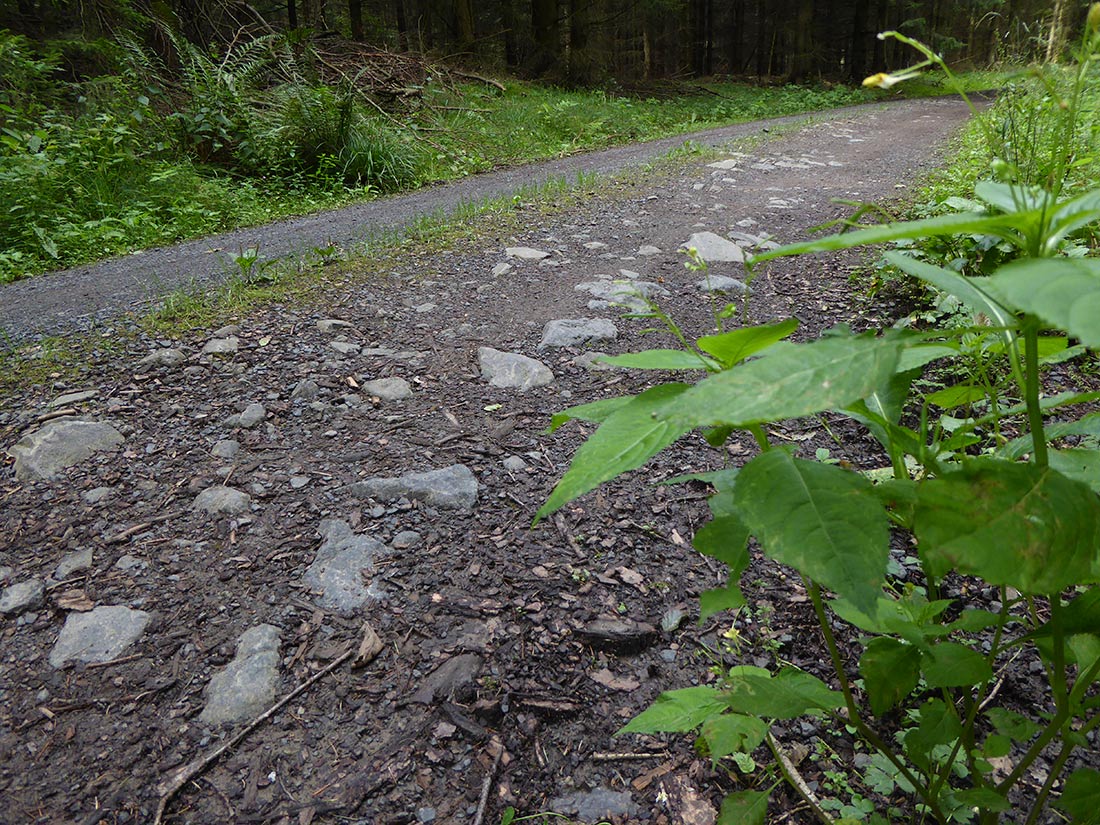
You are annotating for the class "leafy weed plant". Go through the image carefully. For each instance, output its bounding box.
[538,16,1100,825]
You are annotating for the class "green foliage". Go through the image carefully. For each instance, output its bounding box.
[542,23,1100,825]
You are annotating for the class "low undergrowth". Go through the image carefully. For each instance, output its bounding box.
[540,20,1100,825]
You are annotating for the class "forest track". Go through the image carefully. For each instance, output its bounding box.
[0,96,979,346]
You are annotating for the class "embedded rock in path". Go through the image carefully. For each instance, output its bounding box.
[478,347,554,391]
[201,336,238,355]
[291,379,320,401]
[349,464,479,513]
[410,653,483,704]
[192,485,252,516]
[548,789,639,823]
[137,347,187,369]
[50,389,98,408]
[362,377,413,401]
[637,245,662,256]
[696,274,751,296]
[8,419,125,481]
[575,279,668,313]
[683,231,745,263]
[303,520,389,614]
[211,440,240,459]
[236,402,266,429]
[199,624,281,724]
[49,605,151,667]
[55,549,93,580]
[317,319,355,333]
[504,246,551,261]
[0,578,45,615]
[539,319,618,350]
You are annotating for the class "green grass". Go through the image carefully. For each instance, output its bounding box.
[0,69,1002,284]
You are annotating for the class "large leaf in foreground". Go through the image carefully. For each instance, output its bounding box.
[734,450,890,611]
[718,790,769,825]
[662,335,903,429]
[537,383,691,521]
[598,349,717,371]
[696,318,799,367]
[618,686,729,734]
[988,258,1100,348]
[915,460,1100,593]
[723,667,844,718]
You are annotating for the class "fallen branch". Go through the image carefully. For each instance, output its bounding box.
[106,511,182,544]
[767,732,834,825]
[472,736,504,825]
[451,70,506,92]
[152,646,356,825]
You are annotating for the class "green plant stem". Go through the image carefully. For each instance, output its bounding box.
[806,581,944,822]
[748,424,772,451]
[1022,321,1049,468]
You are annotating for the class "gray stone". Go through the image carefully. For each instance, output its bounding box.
[491,262,512,277]
[115,555,146,572]
[618,268,641,279]
[392,530,422,550]
[539,319,618,350]
[8,419,125,481]
[410,653,482,704]
[362,377,413,401]
[329,341,361,355]
[349,464,478,513]
[502,456,527,472]
[697,274,752,296]
[317,319,354,333]
[83,486,115,504]
[637,245,662,256]
[49,605,151,667]
[416,807,437,823]
[211,440,240,459]
[289,475,310,489]
[414,303,437,314]
[291,379,319,401]
[303,520,389,614]
[575,279,667,312]
[0,579,45,615]
[548,789,639,822]
[202,337,238,355]
[137,348,187,368]
[478,347,554,391]
[583,241,609,250]
[237,403,266,429]
[504,246,550,261]
[192,485,252,516]
[683,231,746,263]
[55,549,93,580]
[573,351,615,372]
[200,624,281,724]
[50,390,98,408]
[212,324,240,337]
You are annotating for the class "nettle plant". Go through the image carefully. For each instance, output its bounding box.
[537,26,1100,825]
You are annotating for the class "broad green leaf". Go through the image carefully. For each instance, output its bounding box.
[700,582,748,619]
[860,638,921,715]
[975,180,1052,214]
[724,667,844,719]
[952,788,1010,813]
[662,335,904,430]
[904,699,963,771]
[1047,187,1100,253]
[696,318,799,368]
[537,383,691,522]
[998,411,1100,460]
[734,450,889,612]
[926,383,987,409]
[1054,768,1100,824]
[915,460,1100,594]
[1049,448,1100,493]
[982,733,1012,758]
[1035,335,1068,360]
[920,642,993,687]
[896,343,958,373]
[885,252,1018,343]
[946,610,1002,633]
[988,258,1100,348]
[617,686,729,734]
[718,790,769,825]
[750,211,1031,263]
[548,395,635,432]
[599,349,718,371]
[701,713,769,759]
[985,707,1041,742]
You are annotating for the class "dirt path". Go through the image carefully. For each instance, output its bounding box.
[1,97,969,346]
[0,97,1008,825]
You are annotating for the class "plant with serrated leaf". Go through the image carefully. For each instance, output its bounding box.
[537,19,1100,825]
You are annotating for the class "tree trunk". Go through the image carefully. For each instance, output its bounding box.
[530,0,560,75]
[728,0,745,74]
[788,0,814,81]
[848,0,868,79]
[394,0,408,50]
[287,0,297,27]
[455,0,476,53]
[755,0,767,76]
[568,0,593,84]
[349,0,364,40]
[500,0,519,67]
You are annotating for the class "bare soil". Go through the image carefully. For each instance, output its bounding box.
[4,97,1078,825]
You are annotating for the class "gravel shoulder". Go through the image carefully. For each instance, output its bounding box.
[1,97,1048,825]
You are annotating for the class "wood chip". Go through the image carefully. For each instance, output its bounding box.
[589,668,640,692]
[56,590,95,612]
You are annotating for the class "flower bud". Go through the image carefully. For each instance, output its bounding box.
[1088,2,1100,33]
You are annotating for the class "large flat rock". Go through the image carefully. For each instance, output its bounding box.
[8,419,124,481]
[49,605,152,667]
[478,347,554,391]
[348,464,479,513]
[200,624,281,724]
[302,520,389,614]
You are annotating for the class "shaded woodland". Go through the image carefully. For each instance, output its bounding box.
[0,0,1089,85]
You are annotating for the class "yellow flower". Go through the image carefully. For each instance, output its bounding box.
[1089,3,1100,34]
[862,69,922,89]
